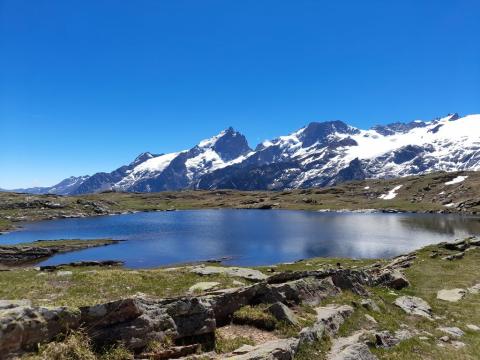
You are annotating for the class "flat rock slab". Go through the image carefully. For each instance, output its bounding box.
[191,266,268,282]
[437,327,464,338]
[328,330,378,360]
[225,338,299,359]
[466,324,480,331]
[437,288,466,302]
[188,282,220,293]
[394,296,432,319]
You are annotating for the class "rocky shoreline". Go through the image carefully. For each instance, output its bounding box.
[0,239,122,266]
[1,237,478,359]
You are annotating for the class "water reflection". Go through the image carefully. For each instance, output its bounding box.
[1,210,478,268]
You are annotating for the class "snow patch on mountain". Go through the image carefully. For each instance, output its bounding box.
[445,175,468,185]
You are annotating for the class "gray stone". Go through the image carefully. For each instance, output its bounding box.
[466,324,480,331]
[0,299,31,310]
[437,327,464,338]
[267,302,299,327]
[225,338,300,359]
[436,288,466,302]
[191,266,267,282]
[0,304,81,357]
[375,330,400,348]
[315,304,354,336]
[328,331,378,360]
[80,296,216,351]
[394,296,432,319]
[56,270,73,277]
[467,283,480,294]
[374,269,410,290]
[442,252,465,261]
[364,314,377,324]
[361,299,381,312]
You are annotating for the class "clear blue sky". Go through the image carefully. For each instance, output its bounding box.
[1,0,479,188]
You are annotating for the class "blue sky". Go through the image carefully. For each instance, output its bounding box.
[1,0,479,188]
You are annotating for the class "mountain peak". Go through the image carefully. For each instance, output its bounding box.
[130,152,159,167]
[300,120,359,147]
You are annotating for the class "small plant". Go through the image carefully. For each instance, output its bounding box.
[232,305,277,331]
[31,331,96,360]
[215,331,254,353]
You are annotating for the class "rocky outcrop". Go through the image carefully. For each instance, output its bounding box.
[0,239,121,265]
[0,301,80,357]
[394,296,432,319]
[80,296,216,351]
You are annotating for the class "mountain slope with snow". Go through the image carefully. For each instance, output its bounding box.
[8,113,480,194]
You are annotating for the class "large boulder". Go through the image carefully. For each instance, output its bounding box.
[373,269,409,290]
[267,302,299,327]
[0,302,80,357]
[393,296,432,319]
[80,296,216,351]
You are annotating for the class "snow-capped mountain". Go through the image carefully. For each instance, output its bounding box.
[8,176,90,195]
[7,113,480,194]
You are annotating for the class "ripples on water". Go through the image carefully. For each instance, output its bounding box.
[1,210,479,268]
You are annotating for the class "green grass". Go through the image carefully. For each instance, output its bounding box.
[215,331,255,353]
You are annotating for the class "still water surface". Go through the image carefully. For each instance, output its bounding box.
[1,210,479,268]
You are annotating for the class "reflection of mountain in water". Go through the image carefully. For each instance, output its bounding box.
[399,215,480,236]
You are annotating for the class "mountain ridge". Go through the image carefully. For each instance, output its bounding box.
[7,113,480,194]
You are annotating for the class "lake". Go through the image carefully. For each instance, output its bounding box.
[1,210,479,268]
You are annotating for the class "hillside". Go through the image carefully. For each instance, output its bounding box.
[1,171,479,233]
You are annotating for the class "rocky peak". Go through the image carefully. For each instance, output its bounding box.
[300,120,359,147]
[211,127,252,161]
[130,152,158,167]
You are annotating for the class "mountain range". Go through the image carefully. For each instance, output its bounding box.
[9,113,480,195]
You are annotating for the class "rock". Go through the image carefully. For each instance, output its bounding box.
[375,330,400,348]
[361,299,381,312]
[364,314,377,324]
[437,327,464,338]
[467,283,480,294]
[466,324,480,331]
[315,304,354,336]
[225,338,299,359]
[443,239,468,251]
[394,329,413,341]
[139,344,200,359]
[394,296,432,319]
[40,260,124,271]
[451,341,466,349]
[436,288,466,302]
[233,344,256,354]
[0,299,31,310]
[191,266,267,282]
[328,331,377,360]
[233,280,245,286]
[56,270,73,277]
[262,276,340,306]
[439,336,450,342]
[299,304,354,345]
[330,269,371,296]
[267,302,299,327]
[373,269,410,290]
[80,296,216,351]
[442,252,465,261]
[188,282,220,293]
[0,304,81,357]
